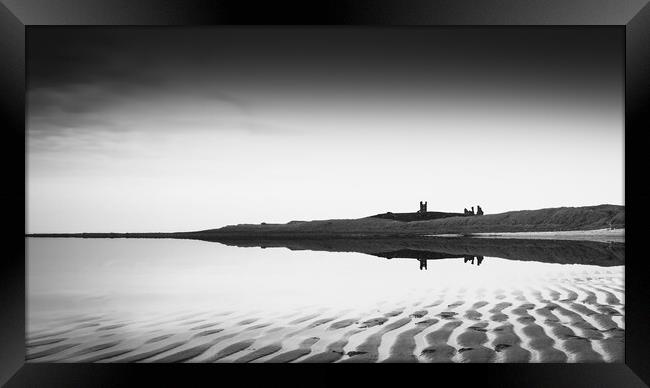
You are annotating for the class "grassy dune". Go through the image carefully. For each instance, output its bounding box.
[27,205,624,240]
[211,205,624,237]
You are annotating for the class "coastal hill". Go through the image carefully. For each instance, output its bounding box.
[27,205,624,240]
[207,204,624,238]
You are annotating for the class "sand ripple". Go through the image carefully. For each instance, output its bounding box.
[27,269,623,363]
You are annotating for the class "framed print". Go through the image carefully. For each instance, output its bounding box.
[1,0,649,386]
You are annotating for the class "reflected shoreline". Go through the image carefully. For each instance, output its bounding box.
[201,236,623,267]
[26,233,625,267]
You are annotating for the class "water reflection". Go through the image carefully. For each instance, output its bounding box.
[376,248,488,270]
[199,236,624,268]
[463,256,484,266]
[414,256,485,270]
[26,237,625,363]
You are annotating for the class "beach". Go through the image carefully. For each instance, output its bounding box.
[27,250,624,363]
[459,228,624,243]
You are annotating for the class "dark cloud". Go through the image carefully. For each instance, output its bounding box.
[27,27,623,136]
[28,27,622,90]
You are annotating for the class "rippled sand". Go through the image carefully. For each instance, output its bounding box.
[27,269,623,363]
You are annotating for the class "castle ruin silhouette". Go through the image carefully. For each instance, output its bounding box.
[372,201,485,222]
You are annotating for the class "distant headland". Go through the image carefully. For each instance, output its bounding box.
[27,204,624,242]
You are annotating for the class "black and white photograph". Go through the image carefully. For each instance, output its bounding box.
[25,27,625,364]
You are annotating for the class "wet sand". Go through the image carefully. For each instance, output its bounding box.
[456,228,624,243]
[26,266,623,363]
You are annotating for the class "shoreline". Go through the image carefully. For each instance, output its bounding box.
[430,228,624,243]
[26,205,625,243]
[26,228,626,243]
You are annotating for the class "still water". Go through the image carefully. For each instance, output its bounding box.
[27,238,625,363]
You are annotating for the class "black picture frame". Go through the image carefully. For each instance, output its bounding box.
[1,1,649,386]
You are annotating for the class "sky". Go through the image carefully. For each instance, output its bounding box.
[26,27,624,233]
